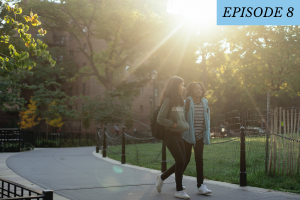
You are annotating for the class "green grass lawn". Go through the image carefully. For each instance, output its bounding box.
[106,137,300,194]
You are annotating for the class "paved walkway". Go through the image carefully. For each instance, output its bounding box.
[2,147,300,200]
[0,151,68,200]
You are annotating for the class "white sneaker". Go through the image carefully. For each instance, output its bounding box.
[197,184,212,195]
[156,174,164,193]
[175,190,190,199]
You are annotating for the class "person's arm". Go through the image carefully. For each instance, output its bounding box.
[157,98,177,128]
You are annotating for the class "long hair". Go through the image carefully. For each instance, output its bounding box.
[159,76,184,107]
[184,82,207,99]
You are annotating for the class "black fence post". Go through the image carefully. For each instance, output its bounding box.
[96,146,99,153]
[71,133,73,146]
[161,141,167,172]
[103,126,107,157]
[43,189,53,200]
[18,128,21,152]
[121,127,126,164]
[86,133,88,146]
[240,126,247,186]
[79,133,81,146]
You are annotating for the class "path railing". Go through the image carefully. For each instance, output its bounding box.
[0,128,34,152]
[96,125,248,186]
[0,177,53,200]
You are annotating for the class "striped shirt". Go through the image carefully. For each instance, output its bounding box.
[194,102,204,140]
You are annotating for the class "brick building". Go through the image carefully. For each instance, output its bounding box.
[57,31,161,133]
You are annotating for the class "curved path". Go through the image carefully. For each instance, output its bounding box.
[6,147,300,200]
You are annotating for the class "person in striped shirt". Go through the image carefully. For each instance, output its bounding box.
[182,82,212,195]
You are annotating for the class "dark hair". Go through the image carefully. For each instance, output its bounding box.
[159,76,184,107]
[184,82,207,99]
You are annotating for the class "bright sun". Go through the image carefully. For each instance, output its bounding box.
[167,0,216,26]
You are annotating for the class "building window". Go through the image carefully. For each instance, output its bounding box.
[75,104,77,110]
[69,50,73,57]
[68,106,72,111]
[140,105,143,113]
[155,88,159,97]
[140,87,143,95]
[82,104,85,110]
[82,84,85,95]
[68,87,73,96]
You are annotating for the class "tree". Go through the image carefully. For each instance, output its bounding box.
[227,25,300,108]
[0,0,56,110]
[29,82,77,133]
[27,0,169,126]
[19,99,41,129]
[1,1,55,74]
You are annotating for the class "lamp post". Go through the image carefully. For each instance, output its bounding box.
[149,96,153,121]
[151,70,157,110]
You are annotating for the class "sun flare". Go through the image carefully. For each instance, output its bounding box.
[167,0,216,26]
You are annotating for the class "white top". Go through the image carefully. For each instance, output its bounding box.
[194,102,204,140]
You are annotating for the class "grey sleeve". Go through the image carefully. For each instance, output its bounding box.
[157,98,174,128]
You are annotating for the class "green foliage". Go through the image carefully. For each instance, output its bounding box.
[0,0,60,114]
[225,26,300,108]
[0,75,26,111]
[28,81,78,122]
[0,142,33,152]
[0,1,56,74]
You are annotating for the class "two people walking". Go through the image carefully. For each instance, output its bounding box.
[155,76,212,199]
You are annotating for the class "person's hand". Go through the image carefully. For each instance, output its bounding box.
[173,123,177,128]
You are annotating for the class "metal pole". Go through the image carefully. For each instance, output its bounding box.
[121,127,126,164]
[103,126,107,157]
[96,146,99,153]
[18,128,21,152]
[240,126,247,186]
[153,79,156,110]
[43,190,53,200]
[161,141,167,172]
[153,80,158,143]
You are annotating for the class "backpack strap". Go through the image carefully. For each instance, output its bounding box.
[166,103,172,119]
[185,98,190,119]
